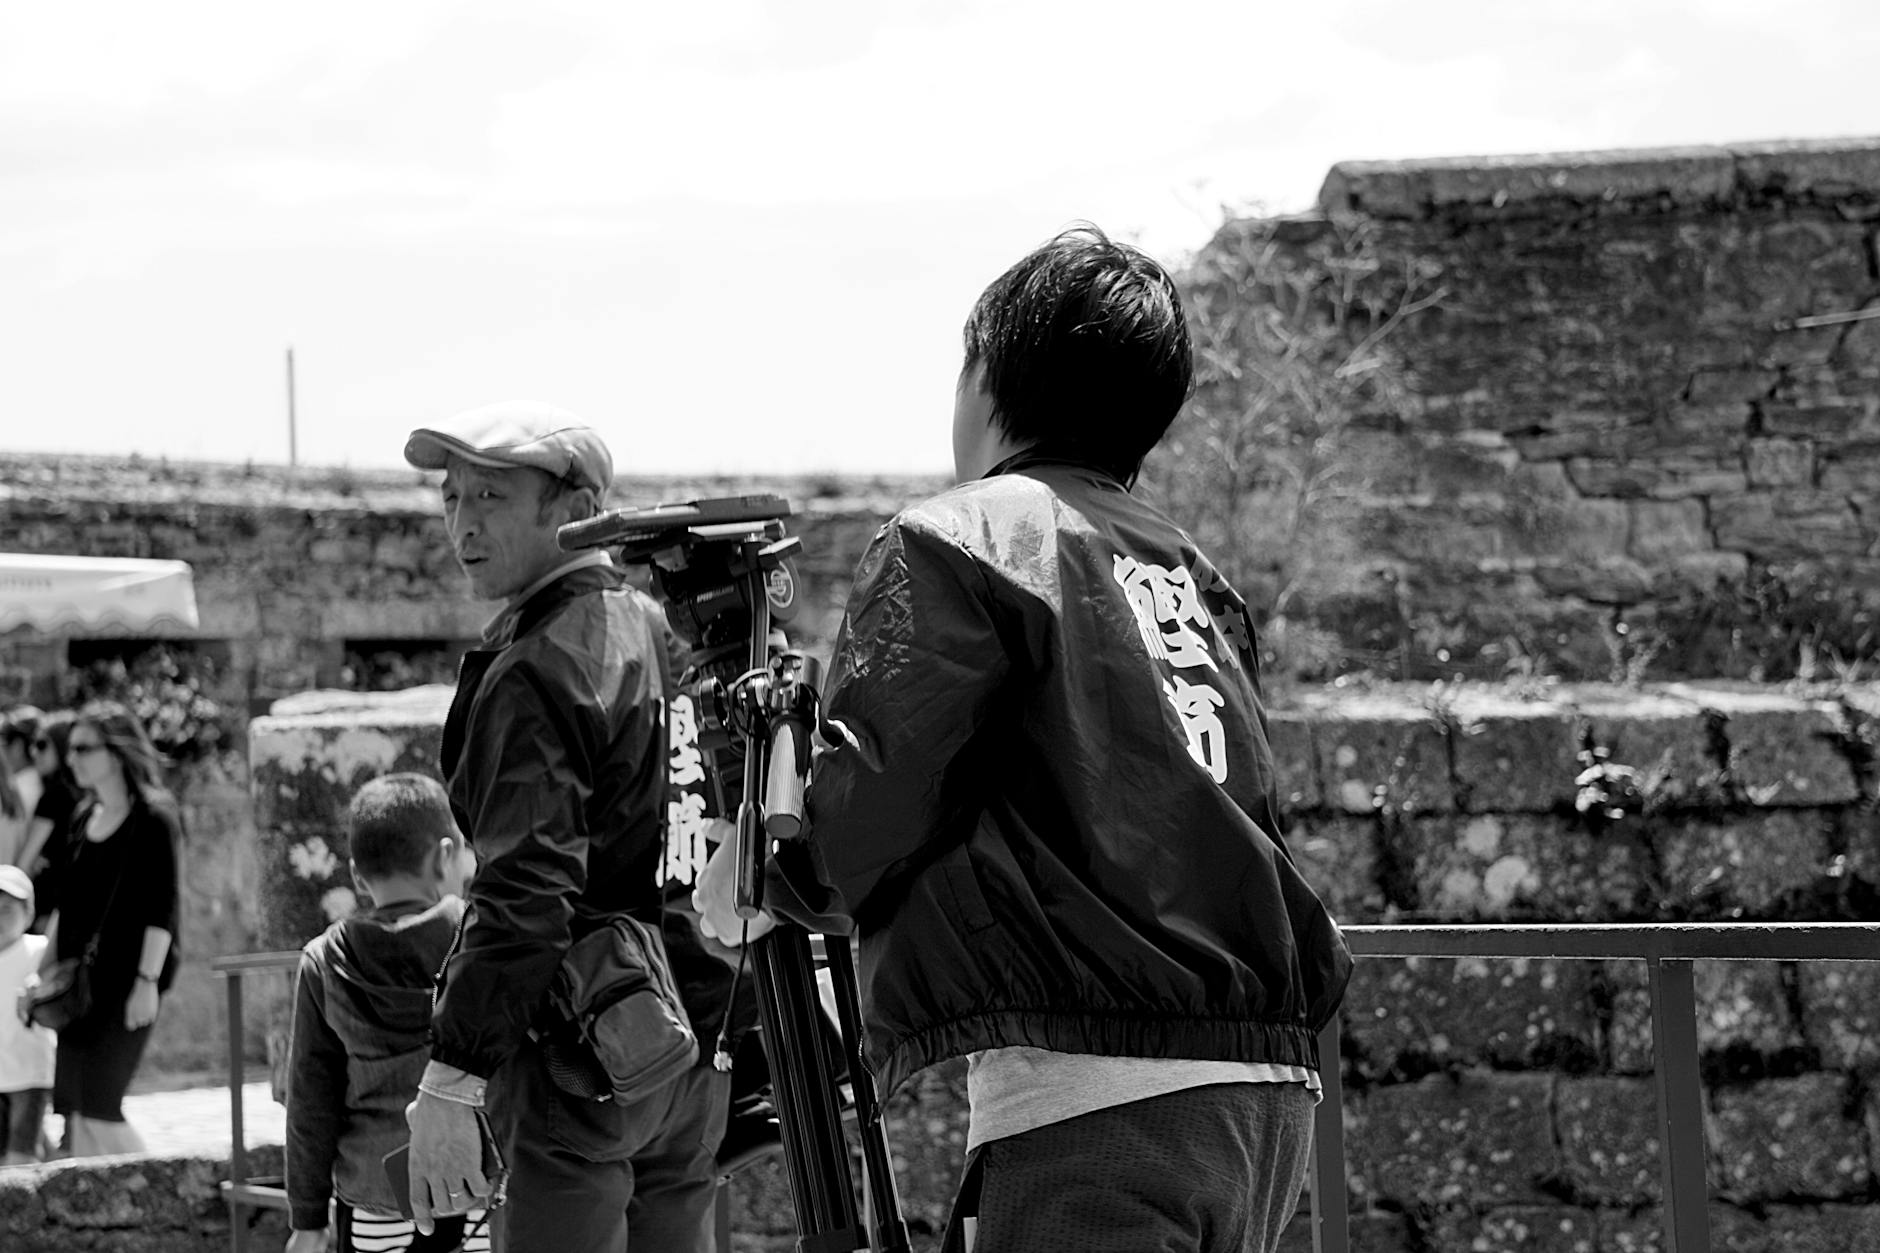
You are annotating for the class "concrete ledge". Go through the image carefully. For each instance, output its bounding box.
[1319,137,1880,218]
[0,1150,288,1253]
[0,450,947,522]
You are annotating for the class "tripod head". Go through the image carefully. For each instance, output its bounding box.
[558,494,802,656]
[559,495,822,880]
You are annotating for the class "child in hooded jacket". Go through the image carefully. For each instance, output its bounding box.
[284,774,477,1253]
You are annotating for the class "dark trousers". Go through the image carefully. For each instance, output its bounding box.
[486,1042,731,1253]
[943,1081,1315,1253]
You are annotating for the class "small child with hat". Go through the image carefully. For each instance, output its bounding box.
[0,865,54,1165]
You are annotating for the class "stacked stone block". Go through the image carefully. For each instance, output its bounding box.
[1285,678,1880,1252]
[1183,138,1880,683]
[247,677,1880,1252]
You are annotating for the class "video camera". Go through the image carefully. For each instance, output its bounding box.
[560,495,818,826]
[558,494,800,650]
[558,497,908,1253]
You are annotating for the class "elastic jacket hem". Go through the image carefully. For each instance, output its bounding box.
[877,1009,1323,1101]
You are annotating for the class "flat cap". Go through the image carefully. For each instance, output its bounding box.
[404,400,614,493]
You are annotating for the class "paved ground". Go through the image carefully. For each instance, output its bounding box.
[67,1078,287,1159]
[137,1078,286,1158]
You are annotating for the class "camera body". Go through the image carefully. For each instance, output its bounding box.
[558,495,810,822]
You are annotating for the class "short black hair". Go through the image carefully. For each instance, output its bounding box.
[346,773,456,880]
[961,224,1193,485]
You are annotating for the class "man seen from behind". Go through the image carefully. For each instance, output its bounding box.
[698,226,1353,1253]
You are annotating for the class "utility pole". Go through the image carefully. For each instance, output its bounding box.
[286,346,299,468]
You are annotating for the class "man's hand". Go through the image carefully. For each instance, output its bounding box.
[691,817,776,948]
[404,1091,489,1235]
[284,1227,330,1253]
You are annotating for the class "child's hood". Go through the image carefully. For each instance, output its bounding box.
[323,896,464,1035]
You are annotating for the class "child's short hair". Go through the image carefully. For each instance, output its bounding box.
[346,773,457,880]
[961,224,1193,486]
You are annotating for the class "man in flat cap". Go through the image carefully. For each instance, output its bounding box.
[401,401,732,1251]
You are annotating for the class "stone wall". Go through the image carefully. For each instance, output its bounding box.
[0,453,934,705]
[1270,676,1880,1253]
[0,452,935,1071]
[0,1147,289,1253]
[245,677,1880,1253]
[1168,138,1880,685]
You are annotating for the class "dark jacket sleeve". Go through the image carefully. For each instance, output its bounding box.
[285,944,344,1230]
[771,513,1011,932]
[428,651,604,1077]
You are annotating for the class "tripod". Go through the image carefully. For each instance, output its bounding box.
[559,500,910,1253]
[721,534,911,1253]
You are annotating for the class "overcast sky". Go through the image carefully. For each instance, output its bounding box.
[1,0,1874,476]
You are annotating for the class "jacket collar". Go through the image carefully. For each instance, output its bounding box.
[445,560,624,776]
[481,556,620,654]
[480,554,620,648]
[984,447,1128,489]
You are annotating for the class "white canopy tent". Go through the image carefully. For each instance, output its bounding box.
[0,554,200,636]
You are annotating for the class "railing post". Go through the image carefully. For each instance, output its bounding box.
[1648,957,1711,1253]
[226,967,247,1253]
[1311,1015,1350,1253]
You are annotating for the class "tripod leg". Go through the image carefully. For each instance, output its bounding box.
[752,924,865,1253]
[823,936,912,1253]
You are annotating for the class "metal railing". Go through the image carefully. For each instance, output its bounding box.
[211,949,301,1253]
[1307,923,1880,1253]
[218,923,1880,1253]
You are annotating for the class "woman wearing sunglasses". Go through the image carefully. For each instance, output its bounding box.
[33,701,181,1157]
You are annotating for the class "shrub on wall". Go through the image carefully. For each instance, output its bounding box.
[1143,216,1444,686]
[1634,561,1879,683]
[66,642,234,763]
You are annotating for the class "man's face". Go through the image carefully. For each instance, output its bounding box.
[440,460,572,601]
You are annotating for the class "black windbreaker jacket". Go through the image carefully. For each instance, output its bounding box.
[431,564,733,1077]
[773,453,1353,1099]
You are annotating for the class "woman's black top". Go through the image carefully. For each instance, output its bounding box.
[28,773,81,918]
[56,794,182,1013]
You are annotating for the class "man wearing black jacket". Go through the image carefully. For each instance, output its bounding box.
[402,401,731,1252]
[699,227,1352,1253]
